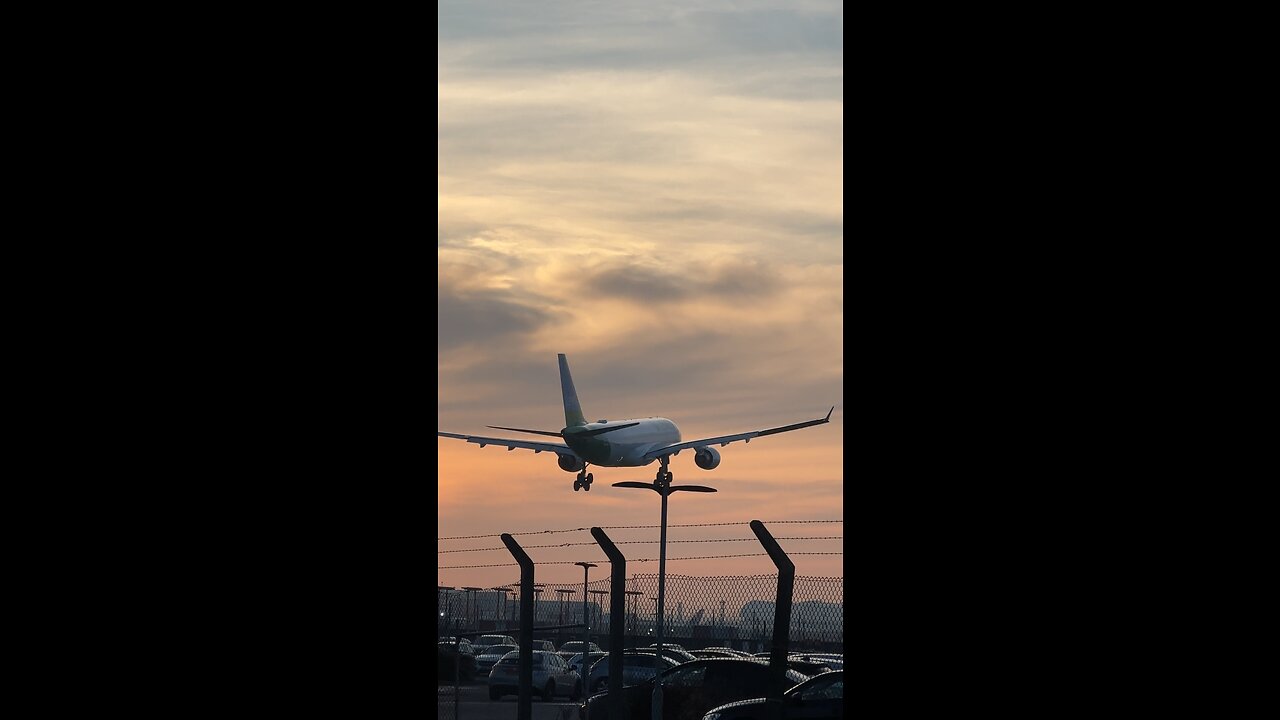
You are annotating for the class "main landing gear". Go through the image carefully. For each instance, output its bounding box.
[573,465,594,492]
[654,456,673,485]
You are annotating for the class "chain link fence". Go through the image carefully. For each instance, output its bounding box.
[438,521,842,718]
[438,574,842,653]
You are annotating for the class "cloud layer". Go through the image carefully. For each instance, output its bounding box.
[439,0,843,588]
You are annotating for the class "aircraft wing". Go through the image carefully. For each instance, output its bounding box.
[642,406,835,461]
[437,431,578,457]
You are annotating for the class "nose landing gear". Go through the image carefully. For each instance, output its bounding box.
[573,466,594,492]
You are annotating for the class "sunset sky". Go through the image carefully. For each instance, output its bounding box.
[438,0,843,590]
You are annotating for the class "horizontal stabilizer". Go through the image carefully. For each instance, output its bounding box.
[487,425,564,438]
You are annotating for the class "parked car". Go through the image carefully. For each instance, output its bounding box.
[793,654,842,671]
[636,645,698,664]
[489,650,583,701]
[580,658,807,720]
[701,670,843,720]
[585,651,680,694]
[438,640,477,681]
[473,634,517,653]
[647,642,687,652]
[700,647,753,658]
[784,657,834,678]
[557,640,602,662]
[567,650,610,674]
[690,650,743,660]
[741,652,835,677]
[476,644,519,675]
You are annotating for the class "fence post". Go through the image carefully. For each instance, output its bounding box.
[502,533,535,720]
[591,527,626,718]
[750,520,795,720]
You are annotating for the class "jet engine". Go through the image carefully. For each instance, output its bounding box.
[693,446,721,470]
[558,454,585,473]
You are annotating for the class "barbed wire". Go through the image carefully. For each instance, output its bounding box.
[473,574,842,585]
[438,551,843,569]
[438,520,843,541]
[438,537,843,553]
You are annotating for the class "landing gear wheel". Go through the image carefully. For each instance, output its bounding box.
[574,481,582,491]
[584,472,593,491]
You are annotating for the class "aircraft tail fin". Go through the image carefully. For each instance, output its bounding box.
[558,353,588,427]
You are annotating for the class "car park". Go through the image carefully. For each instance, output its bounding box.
[647,646,698,664]
[475,643,518,675]
[580,658,807,720]
[695,648,753,658]
[784,657,834,678]
[489,650,583,701]
[566,650,610,674]
[647,642,687,652]
[557,640,602,662]
[473,634,517,653]
[794,654,842,671]
[690,650,742,659]
[701,670,843,720]
[585,651,680,694]
[438,639,477,681]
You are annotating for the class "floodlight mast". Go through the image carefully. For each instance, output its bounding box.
[613,462,716,720]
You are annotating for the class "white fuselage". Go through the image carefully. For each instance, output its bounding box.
[567,417,681,467]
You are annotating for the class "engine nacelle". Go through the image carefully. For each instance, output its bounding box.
[693,446,721,470]
[558,455,585,473]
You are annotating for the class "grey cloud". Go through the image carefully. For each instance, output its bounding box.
[579,259,782,304]
[582,265,690,303]
[437,286,555,352]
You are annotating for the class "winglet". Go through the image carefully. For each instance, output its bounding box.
[558,353,588,428]
[825,406,834,421]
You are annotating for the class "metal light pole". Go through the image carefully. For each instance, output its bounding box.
[491,587,510,629]
[589,589,609,636]
[438,586,454,637]
[574,562,597,685]
[462,587,483,633]
[576,561,593,650]
[625,590,642,634]
[614,470,717,720]
[557,588,575,630]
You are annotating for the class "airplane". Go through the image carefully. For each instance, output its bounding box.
[437,354,834,492]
